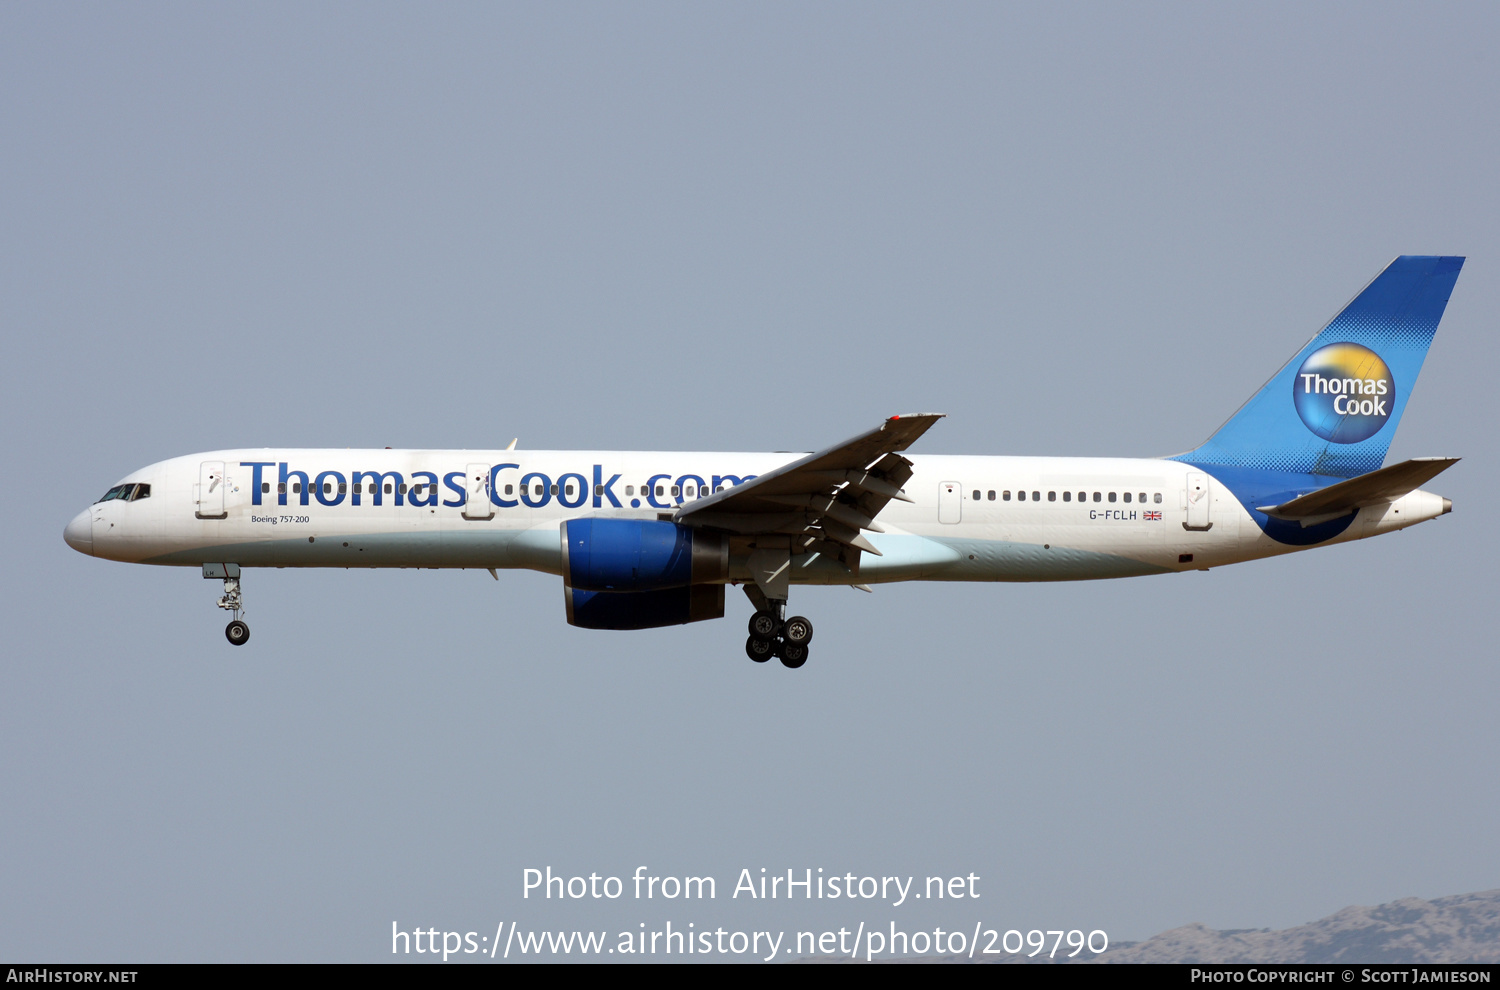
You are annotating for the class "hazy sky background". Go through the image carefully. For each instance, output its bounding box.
[3,2,1497,962]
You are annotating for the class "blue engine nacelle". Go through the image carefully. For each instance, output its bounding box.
[565,585,726,631]
[561,519,728,630]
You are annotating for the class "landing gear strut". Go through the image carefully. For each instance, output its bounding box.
[205,563,250,646]
[743,593,814,669]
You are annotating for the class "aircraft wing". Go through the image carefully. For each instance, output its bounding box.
[674,413,945,558]
[1257,456,1459,525]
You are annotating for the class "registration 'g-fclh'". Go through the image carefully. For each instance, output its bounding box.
[65,256,1464,669]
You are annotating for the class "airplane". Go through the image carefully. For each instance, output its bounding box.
[63,256,1463,669]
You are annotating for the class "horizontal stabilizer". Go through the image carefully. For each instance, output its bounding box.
[1257,457,1459,525]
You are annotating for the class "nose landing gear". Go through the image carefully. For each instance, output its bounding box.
[204,563,250,646]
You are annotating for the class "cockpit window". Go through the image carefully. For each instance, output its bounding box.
[95,483,150,503]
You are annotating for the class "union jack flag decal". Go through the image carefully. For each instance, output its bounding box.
[1144,510,1162,521]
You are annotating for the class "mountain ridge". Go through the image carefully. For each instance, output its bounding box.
[841,889,1500,964]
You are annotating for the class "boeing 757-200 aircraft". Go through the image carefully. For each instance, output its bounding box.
[64,256,1463,668]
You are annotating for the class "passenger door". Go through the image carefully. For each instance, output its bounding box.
[461,463,494,520]
[196,461,227,519]
[1184,472,1212,531]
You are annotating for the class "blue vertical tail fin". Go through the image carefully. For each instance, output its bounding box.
[1172,256,1464,479]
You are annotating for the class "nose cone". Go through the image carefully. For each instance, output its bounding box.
[63,509,93,556]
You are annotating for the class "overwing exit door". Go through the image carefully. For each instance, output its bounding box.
[939,481,962,524]
[462,463,495,520]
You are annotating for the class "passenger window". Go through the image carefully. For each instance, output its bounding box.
[1108,492,1116,502]
[987,490,995,501]
[384,483,392,495]
[1017,490,1026,501]
[1063,491,1071,502]
[1003,490,1011,501]
[1032,491,1040,501]
[293,483,302,494]
[1139,492,1147,503]
[1154,492,1162,504]
[656,486,664,496]
[1048,491,1056,502]
[1077,491,1086,502]
[534,485,543,497]
[504,485,513,495]
[565,484,575,497]
[1123,492,1131,503]
[1093,492,1101,502]
[261,482,270,494]
[400,483,409,495]
[595,485,603,497]
[972,490,980,500]
[671,486,680,497]
[339,483,347,495]
[278,483,286,495]
[625,485,634,496]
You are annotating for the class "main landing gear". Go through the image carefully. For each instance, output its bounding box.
[205,563,250,646]
[744,598,814,669]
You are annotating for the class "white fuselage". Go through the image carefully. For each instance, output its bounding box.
[68,449,1449,586]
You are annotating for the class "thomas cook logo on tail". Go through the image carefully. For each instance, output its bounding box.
[1292,342,1394,443]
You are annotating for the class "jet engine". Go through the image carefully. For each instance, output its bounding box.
[561,518,727,630]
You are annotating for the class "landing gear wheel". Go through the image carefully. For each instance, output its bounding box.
[745,636,774,663]
[779,642,807,668]
[748,611,780,641]
[225,620,250,646]
[783,615,814,646]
